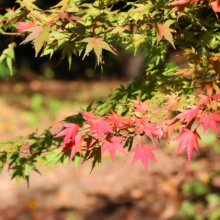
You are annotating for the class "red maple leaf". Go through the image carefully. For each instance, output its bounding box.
[82,111,96,120]
[167,0,191,21]
[130,144,157,171]
[212,92,220,102]
[197,94,211,106]
[134,117,162,146]
[120,117,133,128]
[101,137,127,161]
[61,135,85,163]
[54,123,79,149]
[107,110,133,129]
[88,118,114,141]
[133,115,150,127]
[129,99,149,113]
[107,110,124,129]
[152,126,164,139]
[173,128,201,165]
[16,21,35,32]
[197,110,220,136]
[210,0,220,18]
[82,111,114,140]
[175,106,200,126]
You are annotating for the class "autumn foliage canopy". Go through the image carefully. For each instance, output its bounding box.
[1,0,220,184]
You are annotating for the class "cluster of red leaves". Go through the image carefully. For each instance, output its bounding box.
[55,100,165,171]
[55,91,220,171]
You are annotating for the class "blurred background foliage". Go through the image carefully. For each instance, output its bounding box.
[0,0,150,81]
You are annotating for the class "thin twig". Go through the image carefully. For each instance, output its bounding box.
[1,32,24,36]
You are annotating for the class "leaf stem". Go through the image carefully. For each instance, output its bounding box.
[1,32,24,36]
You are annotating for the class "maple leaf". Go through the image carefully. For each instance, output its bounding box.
[51,0,69,11]
[134,117,161,146]
[54,123,79,149]
[101,137,127,161]
[182,47,198,60]
[212,92,220,102]
[120,118,133,128]
[130,3,154,21]
[141,123,163,145]
[55,41,78,70]
[81,38,116,65]
[197,94,210,106]
[16,21,35,32]
[152,20,176,49]
[162,119,183,140]
[151,126,164,139]
[172,65,201,81]
[51,12,83,27]
[164,92,179,110]
[187,95,198,105]
[83,111,114,140]
[130,144,157,171]
[129,99,149,113]
[87,118,114,141]
[175,106,200,126]
[20,26,50,57]
[0,43,16,76]
[167,0,191,21]
[84,136,98,150]
[171,68,189,76]
[132,34,146,55]
[173,128,201,165]
[197,111,220,136]
[107,110,124,129]
[82,111,97,121]
[16,0,40,10]
[210,0,220,18]
[61,135,86,164]
[198,81,220,96]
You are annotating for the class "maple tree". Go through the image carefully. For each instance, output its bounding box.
[0,0,220,184]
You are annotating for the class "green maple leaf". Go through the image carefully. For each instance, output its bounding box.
[57,41,78,69]
[81,38,116,65]
[152,20,176,49]
[130,3,154,21]
[16,0,40,10]
[51,0,69,11]
[20,26,50,57]
[133,34,146,55]
[0,43,16,75]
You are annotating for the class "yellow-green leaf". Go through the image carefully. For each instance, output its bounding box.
[81,37,116,65]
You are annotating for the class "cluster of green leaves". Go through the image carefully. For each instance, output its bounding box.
[1,0,220,183]
[0,128,83,185]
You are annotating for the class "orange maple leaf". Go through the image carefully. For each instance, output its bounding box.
[198,81,220,96]
[167,0,191,21]
[210,0,220,18]
[152,20,176,49]
[164,92,179,110]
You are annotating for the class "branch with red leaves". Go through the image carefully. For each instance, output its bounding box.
[55,88,220,171]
